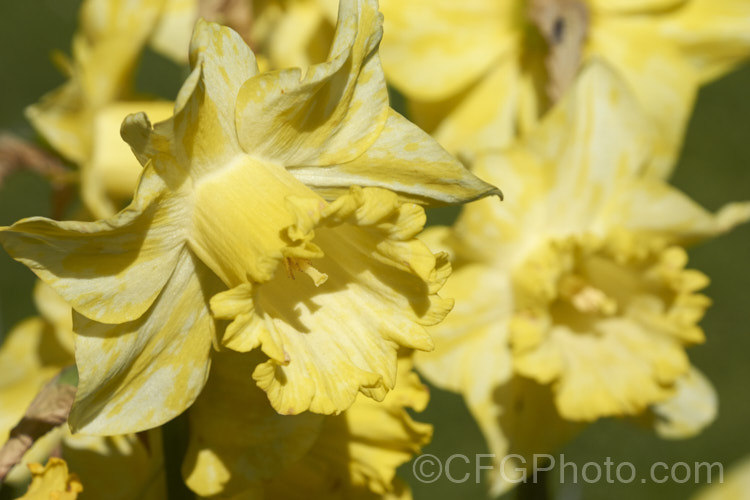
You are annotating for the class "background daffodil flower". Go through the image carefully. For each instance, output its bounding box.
[0,282,166,499]
[379,0,750,174]
[691,455,750,500]
[415,61,750,495]
[26,0,175,219]
[0,0,499,436]
[183,350,430,499]
[17,458,82,500]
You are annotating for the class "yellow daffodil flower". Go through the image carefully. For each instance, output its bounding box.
[27,0,174,218]
[415,61,750,494]
[379,0,750,174]
[18,458,82,500]
[183,350,430,499]
[0,0,498,436]
[151,0,339,70]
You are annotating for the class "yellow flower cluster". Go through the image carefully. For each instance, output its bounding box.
[0,0,748,498]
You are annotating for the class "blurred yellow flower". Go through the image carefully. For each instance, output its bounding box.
[692,456,750,500]
[415,61,750,494]
[1,1,497,435]
[27,0,174,218]
[183,350,430,499]
[379,0,750,173]
[19,458,82,500]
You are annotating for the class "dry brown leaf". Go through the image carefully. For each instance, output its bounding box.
[528,0,589,103]
[0,367,77,481]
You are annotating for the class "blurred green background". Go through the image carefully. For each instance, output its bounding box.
[0,2,748,499]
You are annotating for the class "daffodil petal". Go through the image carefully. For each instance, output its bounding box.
[0,318,73,444]
[263,355,431,499]
[407,59,537,157]
[183,350,324,498]
[126,19,260,180]
[610,178,750,244]
[691,455,750,500]
[19,458,82,500]
[590,17,696,177]
[217,187,450,415]
[415,263,514,400]
[235,0,389,166]
[149,0,197,63]
[68,249,223,435]
[467,377,583,497]
[32,280,76,357]
[651,367,717,439]
[661,0,750,84]
[515,319,691,421]
[524,60,653,229]
[287,109,502,206]
[379,0,515,100]
[661,0,750,82]
[0,167,187,324]
[83,101,174,219]
[265,0,338,69]
[188,155,318,286]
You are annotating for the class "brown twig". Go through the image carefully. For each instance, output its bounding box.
[0,132,77,219]
[0,133,71,189]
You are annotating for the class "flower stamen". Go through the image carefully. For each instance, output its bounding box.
[283,257,328,286]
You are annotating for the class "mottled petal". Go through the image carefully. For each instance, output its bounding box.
[235,0,389,166]
[68,249,223,435]
[0,167,187,324]
[287,109,502,206]
[123,19,259,181]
